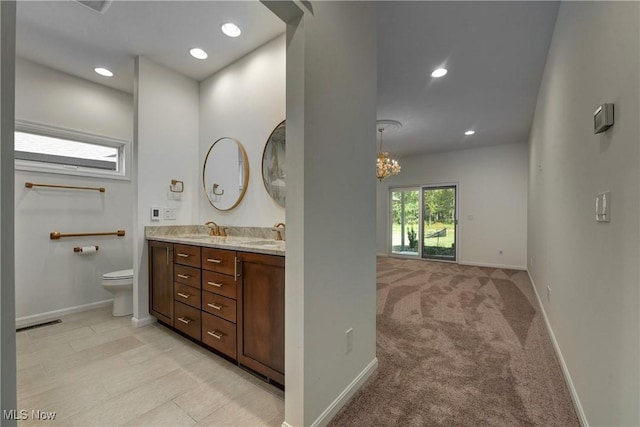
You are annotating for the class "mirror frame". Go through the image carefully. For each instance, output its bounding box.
[261,120,286,207]
[202,137,250,212]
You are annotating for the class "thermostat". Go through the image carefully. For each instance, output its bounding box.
[150,206,161,221]
[594,103,614,134]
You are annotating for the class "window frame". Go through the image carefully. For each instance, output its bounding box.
[14,119,131,181]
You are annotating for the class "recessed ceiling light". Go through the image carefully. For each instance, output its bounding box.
[94,67,113,77]
[464,130,475,136]
[431,68,448,78]
[221,22,241,38]
[189,48,208,60]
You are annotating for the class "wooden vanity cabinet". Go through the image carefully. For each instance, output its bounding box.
[148,240,285,386]
[148,240,174,324]
[237,252,285,385]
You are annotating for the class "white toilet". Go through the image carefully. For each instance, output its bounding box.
[101,269,134,316]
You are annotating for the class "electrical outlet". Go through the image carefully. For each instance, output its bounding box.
[499,250,503,255]
[345,328,353,354]
[530,257,534,267]
[546,286,551,302]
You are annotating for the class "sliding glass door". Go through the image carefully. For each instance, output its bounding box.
[422,186,457,261]
[389,185,457,261]
[390,188,420,256]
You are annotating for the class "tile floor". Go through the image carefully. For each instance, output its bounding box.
[16,307,284,426]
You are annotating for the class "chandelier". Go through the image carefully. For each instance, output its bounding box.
[376,120,402,181]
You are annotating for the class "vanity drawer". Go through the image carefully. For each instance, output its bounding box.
[174,282,201,309]
[202,247,235,275]
[174,301,201,341]
[202,312,236,359]
[202,270,237,299]
[174,244,201,268]
[174,265,201,289]
[202,292,236,323]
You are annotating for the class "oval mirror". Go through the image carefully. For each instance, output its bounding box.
[262,120,286,207]
[203,137,249,211]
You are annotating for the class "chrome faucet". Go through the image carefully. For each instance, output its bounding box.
[205,221,220,236]
[272,222,285,241]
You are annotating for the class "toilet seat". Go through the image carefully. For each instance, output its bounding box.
[102,269,133,280]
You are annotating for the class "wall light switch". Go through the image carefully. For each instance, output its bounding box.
[595,191,611,222]
[163,208,177,220]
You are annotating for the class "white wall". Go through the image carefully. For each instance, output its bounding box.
[133,57,199,324]
[528,2,639,425]
[377,142,528,269]
[199,35,285,226]
[282,2,378,425]
[14,58,134,323]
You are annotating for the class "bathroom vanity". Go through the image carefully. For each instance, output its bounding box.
[146,227,284,385]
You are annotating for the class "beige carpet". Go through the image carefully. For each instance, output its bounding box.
[330,257,579,427]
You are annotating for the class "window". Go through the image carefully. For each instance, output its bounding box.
[14,120,129,180]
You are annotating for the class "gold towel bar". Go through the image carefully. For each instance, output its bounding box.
[26,182,105,192]
[51,230,125,240]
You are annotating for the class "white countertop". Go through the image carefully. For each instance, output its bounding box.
[145,233,285,257]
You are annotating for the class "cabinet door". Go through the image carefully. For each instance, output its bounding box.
[148,241,173,324]
[238,252,285,384]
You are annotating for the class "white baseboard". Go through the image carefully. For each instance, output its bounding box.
[310,357,378,427]
[16,299,113,328]
[528,271,588,427]
[131,316,155,328]
[459,261,526,270]
[281,423,293,427]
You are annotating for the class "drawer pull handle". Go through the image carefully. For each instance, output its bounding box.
[207,258,222,264]
[207,330,223,339]
[207,281,223,288]
[177,292,191,299]
[177,317,191,324]
[207,303,223,310]
[177,274,190,279]
[177,253,190,258]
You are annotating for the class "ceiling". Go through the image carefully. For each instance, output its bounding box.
[16,1,285,94]
[16,1,559,156]
[377,1,559,156]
